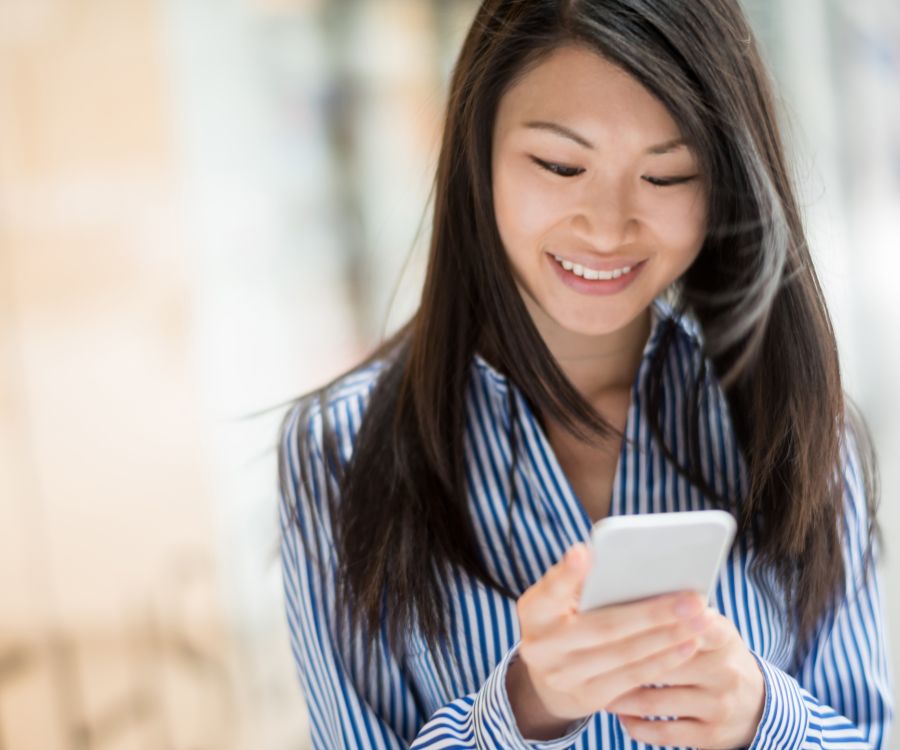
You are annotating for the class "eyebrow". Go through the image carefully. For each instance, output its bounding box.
[522,120,688,154]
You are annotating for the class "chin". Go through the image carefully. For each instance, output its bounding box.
[553,308,633,337]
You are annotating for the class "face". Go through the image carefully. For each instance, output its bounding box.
[491,44,708,341]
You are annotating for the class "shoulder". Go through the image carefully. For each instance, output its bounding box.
[279,357,390,476]
[277,356,395,552]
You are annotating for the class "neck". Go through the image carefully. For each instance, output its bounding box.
[522,294,652,403]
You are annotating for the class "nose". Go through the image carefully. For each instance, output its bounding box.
[571,185,635,250]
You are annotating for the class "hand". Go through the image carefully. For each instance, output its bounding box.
[506,542,711,740]
[605,609,766,749]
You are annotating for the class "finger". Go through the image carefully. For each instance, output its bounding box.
[556,614,708,679]
[619,715,710,748]
[566,593,706,651]
[521,543,591,629]
[647,647,719,687]
[582,636,702,702]
[546,542,592,602]
[692,610,734,652]
[606,685,714,721]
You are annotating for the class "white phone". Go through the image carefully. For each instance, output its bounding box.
[577,510,737,612]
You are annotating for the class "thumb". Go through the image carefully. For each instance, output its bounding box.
[565,541,590,582]
[545,542,590,602]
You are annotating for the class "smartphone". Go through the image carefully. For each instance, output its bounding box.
[577,509,737,612]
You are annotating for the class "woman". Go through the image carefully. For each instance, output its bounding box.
[278,1,893,747]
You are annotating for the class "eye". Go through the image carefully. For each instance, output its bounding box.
[643,175,699,187]
[530,156,584,178]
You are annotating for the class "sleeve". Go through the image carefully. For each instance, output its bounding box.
[746,427,894,750]
[278,402,593,749]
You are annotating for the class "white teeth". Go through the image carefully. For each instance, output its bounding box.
[553,254,634,280]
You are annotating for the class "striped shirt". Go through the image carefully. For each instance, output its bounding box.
[278,295,893,749]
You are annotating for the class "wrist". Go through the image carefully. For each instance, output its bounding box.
[505,653,585,741]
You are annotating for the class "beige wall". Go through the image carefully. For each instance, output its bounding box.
[0,2,241,747]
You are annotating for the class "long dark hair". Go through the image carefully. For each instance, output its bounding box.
[279,0,882,684]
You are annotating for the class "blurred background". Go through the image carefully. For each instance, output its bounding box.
[0,0,897,748]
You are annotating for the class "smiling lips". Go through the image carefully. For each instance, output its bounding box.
[551,253,643,281]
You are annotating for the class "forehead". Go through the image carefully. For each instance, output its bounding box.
[495,44,680,143]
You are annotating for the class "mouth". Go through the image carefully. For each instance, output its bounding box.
[550,254,646,281]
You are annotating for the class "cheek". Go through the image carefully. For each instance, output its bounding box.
[647,189,707,255]
[493,161,560,254]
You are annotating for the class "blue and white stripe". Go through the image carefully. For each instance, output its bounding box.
[279,296,893,749]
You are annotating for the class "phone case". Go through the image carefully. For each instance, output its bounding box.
[577,509,737,612]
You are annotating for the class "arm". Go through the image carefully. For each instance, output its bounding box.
[278,401,593,749]
[747,428,894,750]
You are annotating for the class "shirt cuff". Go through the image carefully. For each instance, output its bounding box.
[473,640,592,749]
[746,650,811,749]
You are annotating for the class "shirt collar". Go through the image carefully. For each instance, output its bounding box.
[472,294,705,386]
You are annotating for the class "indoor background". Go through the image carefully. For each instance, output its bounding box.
[1,0,898,748]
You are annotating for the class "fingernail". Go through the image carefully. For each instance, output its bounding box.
[675,594,699,617]
[566,543,583,570]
